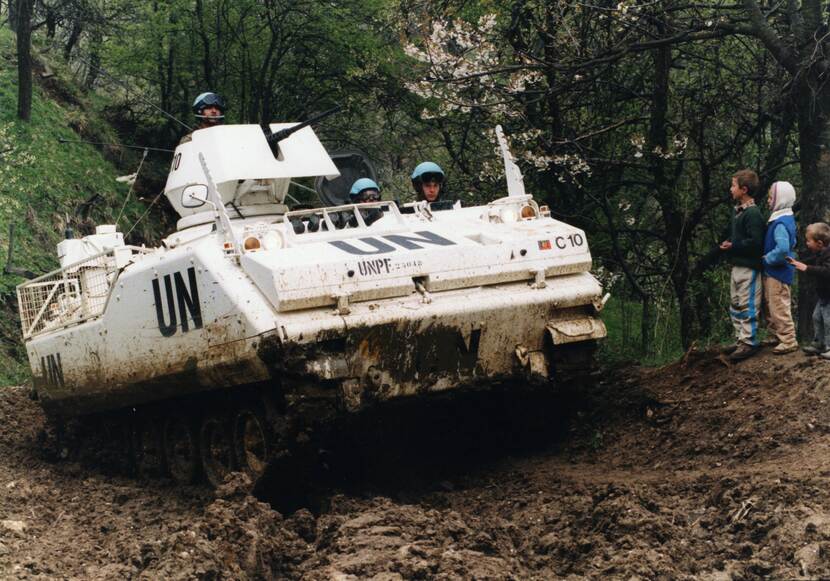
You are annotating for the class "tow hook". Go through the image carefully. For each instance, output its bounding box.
[593,293,611,313]
[366,366,383,389]
[414,280,432,304]
[515,345,549,382]
[515,345,530,367]
[333,293,351,315]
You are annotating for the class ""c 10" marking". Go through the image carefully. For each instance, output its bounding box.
[554,233,584,249]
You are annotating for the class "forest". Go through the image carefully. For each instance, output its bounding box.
[4,0,830,366]
[6,4,830,579]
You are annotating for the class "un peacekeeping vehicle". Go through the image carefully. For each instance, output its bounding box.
[16,120,607,486]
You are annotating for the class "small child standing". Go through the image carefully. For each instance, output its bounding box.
[762,181,799,354]
[720,169,765,361]
[788,222,830,359]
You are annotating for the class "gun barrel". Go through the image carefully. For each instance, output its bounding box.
[265,105,342,145]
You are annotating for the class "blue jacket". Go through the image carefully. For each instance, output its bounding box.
[763,215,796,284]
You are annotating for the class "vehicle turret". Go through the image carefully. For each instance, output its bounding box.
[164,123,339,228]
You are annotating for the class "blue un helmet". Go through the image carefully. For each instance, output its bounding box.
[192,92,226,123]
[349,178,381,202]
[411,161,444,200]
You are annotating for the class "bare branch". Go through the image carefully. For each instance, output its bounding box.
[740,0,798,73]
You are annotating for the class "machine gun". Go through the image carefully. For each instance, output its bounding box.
[261,105,342,157]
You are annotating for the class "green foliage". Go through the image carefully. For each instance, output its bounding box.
[599,296,683,366]
[2,0,810,385]
[399,0,806,353]
[599,269,746,367]
[0,27,160,386]
[87,0,441,199]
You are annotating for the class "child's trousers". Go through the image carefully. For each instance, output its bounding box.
[812,299,830,348]
[730,266,762,346]
[763,276,797,347]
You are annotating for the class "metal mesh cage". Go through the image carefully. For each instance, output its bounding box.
[16,248,145,339]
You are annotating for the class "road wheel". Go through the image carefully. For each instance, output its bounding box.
[233,405,272,480]
[163,414,200,485]
[199,413,235,488]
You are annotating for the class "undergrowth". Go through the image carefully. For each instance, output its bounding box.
[0,28,162,386]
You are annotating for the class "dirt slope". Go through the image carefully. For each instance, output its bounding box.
[1,349,830,580]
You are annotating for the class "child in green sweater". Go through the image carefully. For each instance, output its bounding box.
[720,169,765,361]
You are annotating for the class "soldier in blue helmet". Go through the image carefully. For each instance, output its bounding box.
[179,92,226,144]
[349,178,381,203]
[411,161,445,202]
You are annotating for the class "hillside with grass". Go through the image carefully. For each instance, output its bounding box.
[0,28,167,385]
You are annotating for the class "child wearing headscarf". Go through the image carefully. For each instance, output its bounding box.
[762,181,798,353]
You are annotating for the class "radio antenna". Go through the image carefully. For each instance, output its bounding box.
[58,138,174,153]
[74,54,193,132]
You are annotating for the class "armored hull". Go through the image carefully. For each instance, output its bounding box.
[17,123,606,486]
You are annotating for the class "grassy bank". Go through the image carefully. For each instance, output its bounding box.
[0,28,161,385]
[598,274,740,367]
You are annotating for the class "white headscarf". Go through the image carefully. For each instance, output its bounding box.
[768,181,796,222]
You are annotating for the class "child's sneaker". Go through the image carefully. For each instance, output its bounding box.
[729,343,761,361]
[721,343,740,355]
[772,342,798,355]
[820,350,830,360]
[803,343,825,355]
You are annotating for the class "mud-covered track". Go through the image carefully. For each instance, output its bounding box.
[3,349,830,579]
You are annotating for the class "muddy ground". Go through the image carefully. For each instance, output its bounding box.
[2,349,830,580]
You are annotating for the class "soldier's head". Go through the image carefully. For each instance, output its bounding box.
[192,92,226,128]
[411,162,444,202]
[349,178,381,203]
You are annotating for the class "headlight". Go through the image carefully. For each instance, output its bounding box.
[244,236,262,251]
[260,230,284,250]
[499,207,518,223]
[520,205,537,219]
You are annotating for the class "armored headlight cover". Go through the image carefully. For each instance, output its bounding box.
[499,206,518,223]
[260,230,284,250]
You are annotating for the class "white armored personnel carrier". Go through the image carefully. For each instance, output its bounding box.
[16,121,606,486]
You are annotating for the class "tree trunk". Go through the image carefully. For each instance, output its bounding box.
[16,0,32,121]
[795,84,830,339]
[45,7,57,39]
[641,297,653,356]
[8,0,17,32]
[84,29,102,89]
[164,36,175,114]
[676,288,696,350]
[195,0,213,86]
[262,79,274,123]
[648,28,697,348]
[63,21,82,61]
[691,284,713,339]
[689,246,724,340]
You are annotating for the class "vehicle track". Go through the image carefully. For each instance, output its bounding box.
[2,349,830,580]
